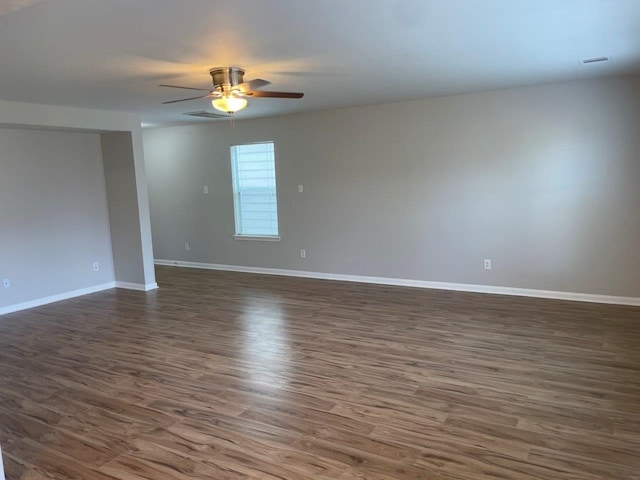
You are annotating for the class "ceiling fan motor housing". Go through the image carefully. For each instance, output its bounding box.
[209,67,245,92]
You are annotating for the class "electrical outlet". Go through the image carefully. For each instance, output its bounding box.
[2,278,10,288]
[185,242,190,251]
[93,262,99,272]
[300,249,306,258]
[484,259,492,270]
[298,184,304,193]
[203,185,209,194]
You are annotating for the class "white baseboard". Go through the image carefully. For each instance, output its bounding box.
[0,280,160,316]
[154,259,640,307]
[0,282,116,316]
[116,281,159,291]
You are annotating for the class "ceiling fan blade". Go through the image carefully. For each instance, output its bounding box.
[162,94,213,104]
[160,84,213,92]
[246,90,304,98]
[235,78,271,92]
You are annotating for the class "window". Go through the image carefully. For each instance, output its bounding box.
[230,142,279,239]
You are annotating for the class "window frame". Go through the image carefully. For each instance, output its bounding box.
[230,141,281,241]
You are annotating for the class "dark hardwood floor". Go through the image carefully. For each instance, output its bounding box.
[1,265,639,479]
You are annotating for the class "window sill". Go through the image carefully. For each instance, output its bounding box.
[233,235,281,242]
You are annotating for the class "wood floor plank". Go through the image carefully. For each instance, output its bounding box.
[414,444,605,480]
[0,265,639,479]
[291,436,436,480]
[5,439,121,480]
[168,413,302,447]
[100,441,250,480]
[0,407,54,449]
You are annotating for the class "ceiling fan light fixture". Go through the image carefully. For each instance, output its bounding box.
[160,66,303,112]
[212,96,247,114]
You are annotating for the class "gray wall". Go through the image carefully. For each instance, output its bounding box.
[0,128,115,308]
[143,75,640,298]
[101,132,146,285]
[0,100,156,314]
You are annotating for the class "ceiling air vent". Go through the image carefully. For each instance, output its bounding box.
[581,57,609,65]
[183,111,229,119]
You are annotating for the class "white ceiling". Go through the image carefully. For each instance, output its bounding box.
[1,0,639,127]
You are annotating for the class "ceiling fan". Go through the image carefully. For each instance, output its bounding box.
[160,67,304,115]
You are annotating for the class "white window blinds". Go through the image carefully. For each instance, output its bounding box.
[230,142,279,237]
